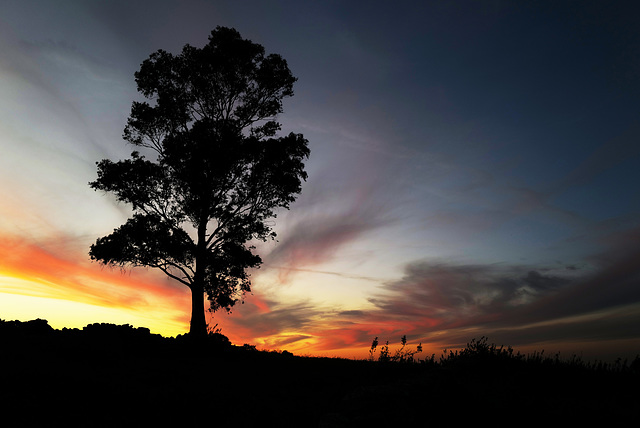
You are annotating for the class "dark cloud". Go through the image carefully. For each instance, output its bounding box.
[363,244,640,356]
[338,310,366,317]
[508,247,640,326]
[521,270,570,292]
[498,305,640,346]
[369,262,571,323]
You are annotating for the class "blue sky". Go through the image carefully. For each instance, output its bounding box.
[0,0,639,360]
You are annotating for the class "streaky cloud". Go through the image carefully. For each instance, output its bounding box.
[264,265,382,282]
[264,181,395,282]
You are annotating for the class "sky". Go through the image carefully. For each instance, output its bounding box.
[1,0,639,362]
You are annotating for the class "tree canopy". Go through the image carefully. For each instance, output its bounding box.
[90,26,309,337]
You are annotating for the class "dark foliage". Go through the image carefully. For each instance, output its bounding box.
[1,320,638,427]
[89,27,309,337]
[0,318,54,336]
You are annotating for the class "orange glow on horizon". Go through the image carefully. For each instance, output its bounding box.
[6,234,629,363]
[0,235,191,336]
[0,233,456,359]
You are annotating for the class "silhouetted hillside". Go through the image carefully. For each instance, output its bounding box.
[1,320,637,427]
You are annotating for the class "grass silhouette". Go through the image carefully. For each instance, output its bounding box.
[1,319,637,426]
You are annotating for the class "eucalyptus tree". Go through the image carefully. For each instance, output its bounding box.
[90,27,309,337]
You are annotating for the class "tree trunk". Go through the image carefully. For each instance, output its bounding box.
[190,216,209,338]
[189,283,207,338]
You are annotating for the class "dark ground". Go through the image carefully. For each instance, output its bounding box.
[1,320,638,427]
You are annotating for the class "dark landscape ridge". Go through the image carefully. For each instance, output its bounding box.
[1,319,638,426]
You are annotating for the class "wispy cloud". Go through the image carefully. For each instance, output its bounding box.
[264,211,384,281]
[263,165,398,282]
[0,28,134,239]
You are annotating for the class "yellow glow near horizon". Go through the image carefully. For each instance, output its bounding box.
[0,271,189,337]
[0,290,188,337]
[0,235,194,337]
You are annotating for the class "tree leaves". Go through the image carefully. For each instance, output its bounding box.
[90,26,309,319]
[90,213,195,284]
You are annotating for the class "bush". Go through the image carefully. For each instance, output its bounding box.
[369,335,422,363]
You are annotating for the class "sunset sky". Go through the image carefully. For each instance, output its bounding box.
[1,0,639,361]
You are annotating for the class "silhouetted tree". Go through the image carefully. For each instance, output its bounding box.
[89,27,309,338]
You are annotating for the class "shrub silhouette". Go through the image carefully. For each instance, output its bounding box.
[368,334,640,375]
[0,318,54,336]
[369,335,422,363]
[82,322,152,338]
